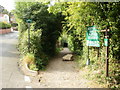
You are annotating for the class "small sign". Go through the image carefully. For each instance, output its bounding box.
[26,19,32,23]
[104,38,108,46]
[86,40,100,47]
[86,26,100,47]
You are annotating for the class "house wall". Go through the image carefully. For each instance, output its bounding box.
[0,14,10,23]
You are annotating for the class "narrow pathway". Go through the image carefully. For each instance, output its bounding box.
[30,48,103,88]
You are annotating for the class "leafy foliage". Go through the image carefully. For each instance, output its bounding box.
[0,5,9,14]
[49,2,120,88]
[15,2,63,70]
[15,1,120,88]
[22,53,35,64]
[11,23,18,27]
[0,22,11,29]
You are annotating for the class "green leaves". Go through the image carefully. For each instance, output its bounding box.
[0,22,11,29]
[15,2,120,86]
[15,2,63,70]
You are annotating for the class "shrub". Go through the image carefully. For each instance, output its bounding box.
[15,2,63,70]
[29,64,38,71]
[0,22,11,29]
[18,29,50,70]
[22,53,39,71]
[18,29,42,55]
[11,23,18,27]
[22,53,35,64]
[35,58,45,70]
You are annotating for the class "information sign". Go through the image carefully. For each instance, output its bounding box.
[104,38,108,46]
[26,19,32,23]
[86,26,100,47]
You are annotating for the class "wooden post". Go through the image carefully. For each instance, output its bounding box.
[28,23,30,53]
[26,19,32,53]
[105,29,109,77]
[87,46,90,65]
[97,47,99,60]
[101,29,110,77]
[88,46,89,60]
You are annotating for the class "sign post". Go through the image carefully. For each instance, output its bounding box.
[86,26,100,65]
[106,30,109,77]
[101,29,110,77]
[26,19,32,53]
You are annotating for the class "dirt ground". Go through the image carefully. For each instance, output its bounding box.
[30,48,105,88]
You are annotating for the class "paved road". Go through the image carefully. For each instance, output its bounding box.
[0,31,26,88]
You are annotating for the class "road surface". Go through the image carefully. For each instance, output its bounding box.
[0,31,26,88]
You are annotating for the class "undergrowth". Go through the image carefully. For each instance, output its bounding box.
[75,55,120,89]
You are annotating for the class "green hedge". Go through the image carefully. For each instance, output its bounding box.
[0,22,11,29]
[11,23,18,27]
[15,2,62,70]
[48,2,120,88]
[18,29,49,69]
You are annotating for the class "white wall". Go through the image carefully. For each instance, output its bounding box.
[0,14,10,23]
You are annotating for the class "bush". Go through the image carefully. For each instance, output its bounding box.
[0,22,11,29]
[18,29,50,70]
[22,53,39,71]
[22,53,35,64]
[36,55,49,70]
[15,2,63,70]
[11,23,18,27]
[18,29,42,55]
[29,64,38,71]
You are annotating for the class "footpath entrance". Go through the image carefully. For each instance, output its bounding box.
[28,48,104,88]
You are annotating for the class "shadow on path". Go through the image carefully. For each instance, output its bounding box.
[45,48,75,73]
[30,49,105,88]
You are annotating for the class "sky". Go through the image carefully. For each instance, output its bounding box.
[0,0,54,12]
[0,0,119,12]
[0,0,15,12]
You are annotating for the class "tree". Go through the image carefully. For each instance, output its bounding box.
[0,5,9,14]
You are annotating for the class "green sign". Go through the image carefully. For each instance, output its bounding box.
[26,19,32,23]
[104,38,108,46]
[86,26,100,47]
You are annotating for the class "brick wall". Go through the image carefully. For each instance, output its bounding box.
[0,28,11,34]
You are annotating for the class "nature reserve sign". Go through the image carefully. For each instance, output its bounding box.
[86,26,100,47]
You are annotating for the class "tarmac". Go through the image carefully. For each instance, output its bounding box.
[0,31,26,88]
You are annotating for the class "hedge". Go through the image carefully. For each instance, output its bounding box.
[0,22,11,29]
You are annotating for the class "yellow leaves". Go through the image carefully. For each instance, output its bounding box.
[22,53,35,65]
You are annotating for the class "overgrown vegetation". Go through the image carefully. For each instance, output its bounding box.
[0,22,11,29]
[14,1,120,88]
[22,53,38,71]
[15,2,63,70]
[11,23,18,27]
[48,2,120,88]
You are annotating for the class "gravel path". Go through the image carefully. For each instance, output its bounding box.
[30,48,103,88]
